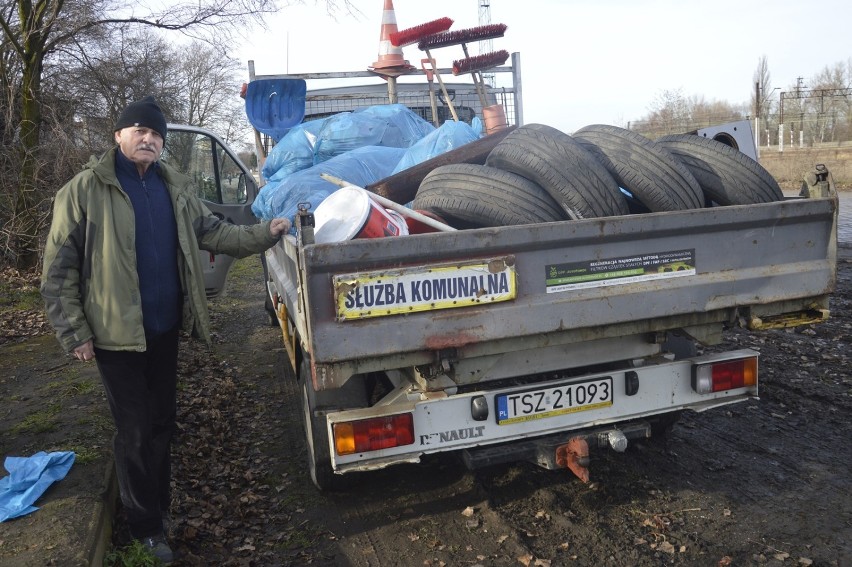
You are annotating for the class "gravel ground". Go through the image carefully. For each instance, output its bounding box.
[1,198,847,567]
[103,248,850,566]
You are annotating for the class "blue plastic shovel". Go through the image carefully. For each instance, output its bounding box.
[244,79,307,142]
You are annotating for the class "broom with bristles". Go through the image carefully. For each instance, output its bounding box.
[453,50,510,107]
[390,17,453,48]
[421,24,509,108]
[391,18,460,122]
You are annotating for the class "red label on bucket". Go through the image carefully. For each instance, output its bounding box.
[314,186,408,243]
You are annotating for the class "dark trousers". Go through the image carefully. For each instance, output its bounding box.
[95,327,179,538]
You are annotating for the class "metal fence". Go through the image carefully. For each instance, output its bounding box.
[247,53,523,161]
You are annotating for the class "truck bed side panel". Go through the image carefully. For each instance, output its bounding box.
[275,198,836,365]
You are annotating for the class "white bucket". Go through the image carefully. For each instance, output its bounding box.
[314,186,409,244]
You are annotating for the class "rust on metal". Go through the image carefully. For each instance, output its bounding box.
[425,332,480,350]
[556,437,590,483]
[335,279,358,296]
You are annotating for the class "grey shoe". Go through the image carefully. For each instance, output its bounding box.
[139,533,174,565]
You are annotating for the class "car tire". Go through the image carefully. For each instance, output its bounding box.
[413,163,565,228]
[298,355,359,491]
[485,124,629,219]
[573,124,704,211]
[656,134,784,205]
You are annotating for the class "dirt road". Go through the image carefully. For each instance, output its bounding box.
[1,224,848,566]
[155,251,851,567]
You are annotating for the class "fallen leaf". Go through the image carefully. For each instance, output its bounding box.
[497,535,509,544]
[534,559,552,567]
[774,552,790,560]
[462,506,475,517]
[718,556,733,566]
[517,554,533,566]
[798,559,813,566]
[659,542,675,554]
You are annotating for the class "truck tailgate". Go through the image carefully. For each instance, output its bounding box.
[268,197,836,377]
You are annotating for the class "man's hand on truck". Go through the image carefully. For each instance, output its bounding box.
[269,217,291,237]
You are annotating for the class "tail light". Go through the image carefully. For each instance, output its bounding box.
[692,356,758,394]
[333,413,414,455]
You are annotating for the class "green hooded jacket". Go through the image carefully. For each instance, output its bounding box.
[41,146,279,353]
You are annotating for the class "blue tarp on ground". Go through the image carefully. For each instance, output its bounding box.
[0,451,75,522]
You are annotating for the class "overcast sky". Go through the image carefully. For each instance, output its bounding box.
[236,0,851,133]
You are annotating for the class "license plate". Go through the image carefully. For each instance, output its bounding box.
[495,377,614,425]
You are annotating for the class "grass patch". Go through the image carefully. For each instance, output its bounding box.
[104,539,162,567]
[0,279,42,312]
[11,403,61,434]
[44,377,99,398]
[64,445,103,465]
[228,256,264,281]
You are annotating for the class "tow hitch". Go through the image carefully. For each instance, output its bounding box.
[556,437,590,482]
[462,422,652,482]
[550,424,647,482]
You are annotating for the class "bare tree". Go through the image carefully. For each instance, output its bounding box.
[176,44,248,144]
[752,55,773,121]
[805,61,851,144]
[0,0,351,269]
[632,89,744,138]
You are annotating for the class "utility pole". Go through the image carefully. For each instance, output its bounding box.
[754,81,760,158]
[478,1,494,86]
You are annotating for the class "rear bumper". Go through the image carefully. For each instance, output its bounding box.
[328,349,759,473]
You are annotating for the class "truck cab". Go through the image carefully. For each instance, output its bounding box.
[161,124,262,297]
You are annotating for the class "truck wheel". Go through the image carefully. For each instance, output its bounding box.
[260,254,279,327]
[656,134,784,205]
[573,124,704,211]
[412,163,564,228]
[298,356,352,491]
[485,124,629,219]
[649,410,683,437]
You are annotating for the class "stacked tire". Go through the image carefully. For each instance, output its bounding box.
[411,123,782,229]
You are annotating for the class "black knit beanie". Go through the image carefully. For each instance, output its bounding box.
[114,96,168,140]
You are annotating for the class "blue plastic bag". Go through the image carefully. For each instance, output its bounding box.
[252,146,406,225]
[261,119,326,182]
[313,104,435,163]
[392,119,482,174]
[0,451,75,522]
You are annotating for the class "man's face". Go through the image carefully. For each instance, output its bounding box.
[114,126,164,171]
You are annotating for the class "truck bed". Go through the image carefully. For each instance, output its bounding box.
[266,196,837,390]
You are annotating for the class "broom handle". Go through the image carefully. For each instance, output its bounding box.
[320,174,457,232]
[460,43,488,108]
[425,48,459,122]
[422,58,440,127]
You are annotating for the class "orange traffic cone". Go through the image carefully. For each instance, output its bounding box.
[370,0,414,76]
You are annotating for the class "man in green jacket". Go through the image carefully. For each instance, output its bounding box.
[41,96,289,564]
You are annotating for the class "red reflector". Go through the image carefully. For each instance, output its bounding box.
[333,414,414,455]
